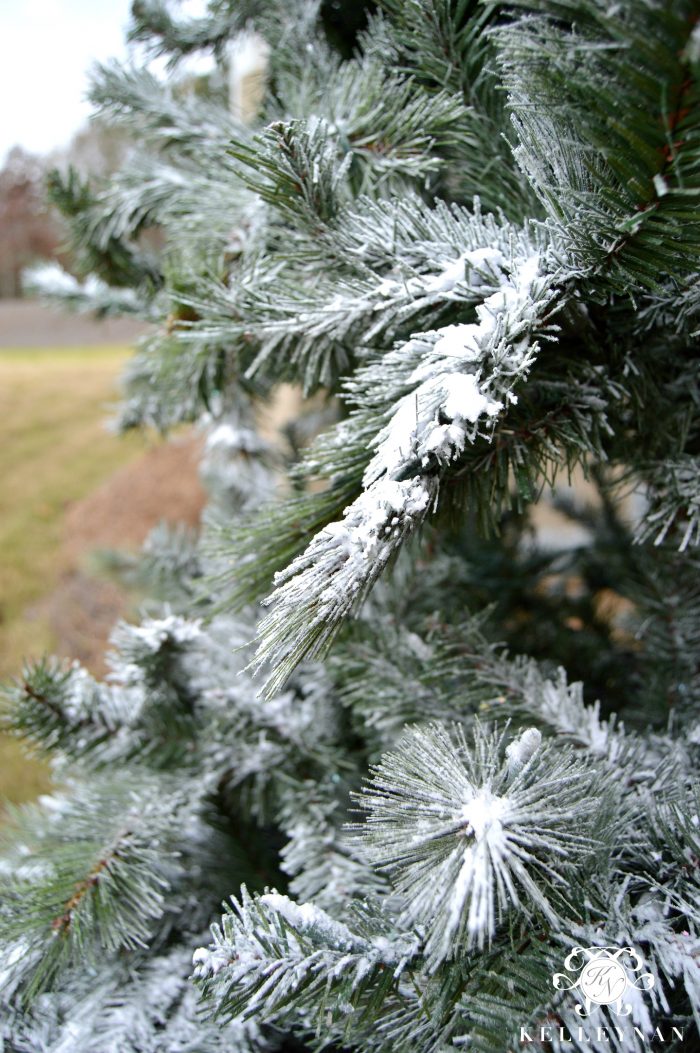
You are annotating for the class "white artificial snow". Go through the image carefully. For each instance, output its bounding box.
[653,173,669,198]
[363,369,502,483]
[205,422,262,452]
[59,666,99,724]
[363,395,421,482]
[128,615,203,651]
[303,476,431,574]
[534,671,625,761]
[444,788,511,951]
[459,788,507,840]
[83,275,110,298]
[505,727,542,775]
[191,945,230,979]
[374,245,507,301]
[36,792,71,814]
[463,246,507,280]
[405,631,434,661]
[374,276,402,298]
[260,893,356,949]
[22,262,140,311]
[24,262,81,296]
[421,256,468,293]
[0,940,29,993]
[420,421,467,462]
[514,252,540,289]
[431,323,482,360]
[364,250,541,488]
[441,372,502,423]
[350,477,431,550]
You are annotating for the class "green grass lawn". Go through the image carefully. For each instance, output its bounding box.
[0,346,145,807]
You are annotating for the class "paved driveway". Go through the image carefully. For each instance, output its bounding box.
[0,298,146,347]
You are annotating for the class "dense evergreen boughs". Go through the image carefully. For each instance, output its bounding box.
[3,1,700,1050]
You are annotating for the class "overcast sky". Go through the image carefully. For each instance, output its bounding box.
[0,1,216,167]
[0,0,135,165]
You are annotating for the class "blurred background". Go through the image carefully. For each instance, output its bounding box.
[0,1,210,809]
[0,0,377,813]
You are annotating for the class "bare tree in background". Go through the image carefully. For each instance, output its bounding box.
[0,124,131,299]
[0,147,63,298]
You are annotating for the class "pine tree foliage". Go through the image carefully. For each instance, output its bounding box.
[356,722,615,963]
[496,0,700,291]
[4,0,700,1050]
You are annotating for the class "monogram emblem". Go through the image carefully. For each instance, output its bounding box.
[553,946,655,1017]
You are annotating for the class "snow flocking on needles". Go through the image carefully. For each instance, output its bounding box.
[356,722,610,966]
[251,243,560,693]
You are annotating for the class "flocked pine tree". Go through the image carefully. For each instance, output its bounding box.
[3,1,700,1050]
